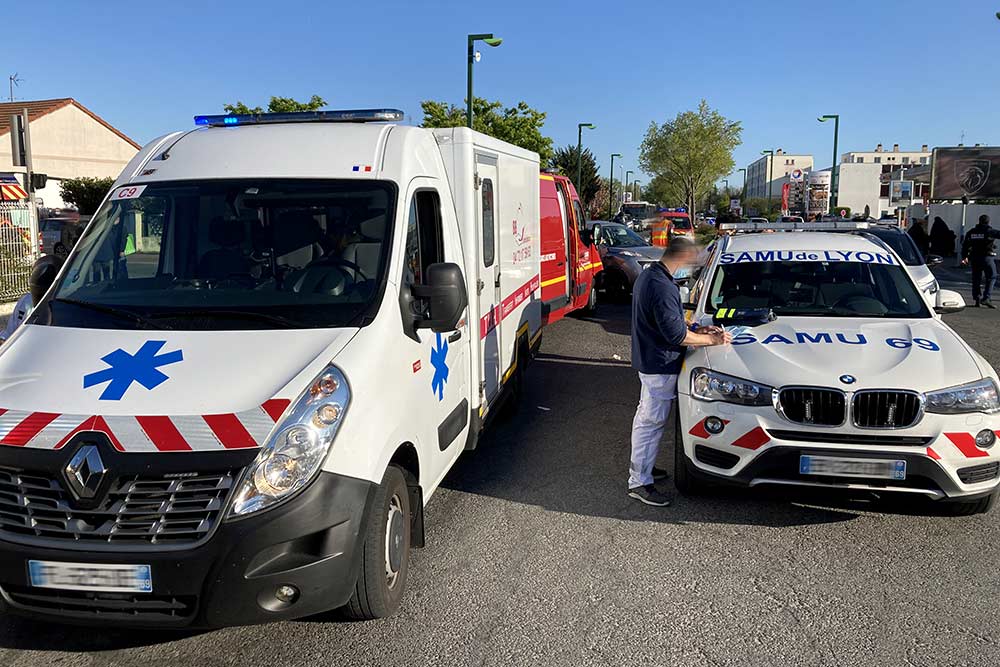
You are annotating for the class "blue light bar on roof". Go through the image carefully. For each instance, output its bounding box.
[193,108,405,127]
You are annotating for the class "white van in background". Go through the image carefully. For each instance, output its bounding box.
[0,109,541,627]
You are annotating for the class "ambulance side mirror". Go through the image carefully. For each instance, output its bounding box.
[29,255,64,305]
[411,263,468,333]
[588,224,602,246]
[935,289,965,314]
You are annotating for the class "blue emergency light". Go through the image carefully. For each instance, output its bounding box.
[193,108,405,127]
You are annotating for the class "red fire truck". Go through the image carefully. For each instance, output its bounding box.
[538,173,602,322]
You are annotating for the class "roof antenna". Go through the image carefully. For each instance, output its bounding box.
[8,73,22,102]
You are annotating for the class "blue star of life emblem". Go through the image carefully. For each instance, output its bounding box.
[83,340,184,401]
[430,333,449,401]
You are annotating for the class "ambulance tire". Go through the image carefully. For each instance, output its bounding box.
[343,465,411,620]
[673,414,707,495]
[946,490,998,516]
[605,271,629,303]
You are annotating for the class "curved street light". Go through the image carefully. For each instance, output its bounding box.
[467,34,503,127]
[819,114,840,210]
[608,153,621,219]
[576,123,595,197]
[761,149,775,212]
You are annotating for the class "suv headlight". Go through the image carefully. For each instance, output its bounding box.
[691,367,772,406]
[925,378,1000,415]
[228,365,350,517]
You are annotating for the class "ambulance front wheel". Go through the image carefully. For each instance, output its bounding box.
[343,465,412,620]
[673,412,708,495]
[946,490,998,516]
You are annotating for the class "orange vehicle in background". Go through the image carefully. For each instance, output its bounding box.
[650,209,693,247]
[538,173,602,322]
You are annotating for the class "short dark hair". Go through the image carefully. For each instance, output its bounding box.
[662,236,697,259]
[980,214,991,226]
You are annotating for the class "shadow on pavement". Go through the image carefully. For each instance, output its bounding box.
[441,353,914,529]
[0,615,204,651]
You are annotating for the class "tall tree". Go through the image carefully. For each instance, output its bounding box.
[549,145,600,208]
[223,95,327,115]
[639,100,742,218]
[642,173,683,208]
[421,97,554,163]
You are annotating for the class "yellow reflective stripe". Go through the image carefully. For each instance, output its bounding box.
[540,275,567,287]
[539,174,555,181]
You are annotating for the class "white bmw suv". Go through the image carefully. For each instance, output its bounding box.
[677,222,998,515]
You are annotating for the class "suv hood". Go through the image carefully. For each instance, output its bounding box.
[0,324,357,415]
[703,317,980,391]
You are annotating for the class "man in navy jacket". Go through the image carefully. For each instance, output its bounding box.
[629,237,731,506]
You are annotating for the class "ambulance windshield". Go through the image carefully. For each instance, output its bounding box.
[706,257,931,319]
[49,179,395,330]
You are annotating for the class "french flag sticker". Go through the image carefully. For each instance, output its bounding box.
[352,165,373,173]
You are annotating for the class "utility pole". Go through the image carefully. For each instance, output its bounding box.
[608,153,621,219]
[576,123,595,197]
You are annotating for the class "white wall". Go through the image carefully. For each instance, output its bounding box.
[836,162,884,216]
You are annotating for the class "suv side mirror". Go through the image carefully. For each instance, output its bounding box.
[589,223,602,246]
[935,289,965,314]
[29,254,64,305]
[925,254,944,268]
[411,263,468,332]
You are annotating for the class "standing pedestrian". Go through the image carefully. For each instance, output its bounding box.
[628,236,731,507]
[907,217,930,258]
[961,214,1000,308]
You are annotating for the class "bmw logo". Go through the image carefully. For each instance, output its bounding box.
[839,375,857,385]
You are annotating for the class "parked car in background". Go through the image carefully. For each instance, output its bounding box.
[587,220,662,301]
[863,224,942,303]
[779,215,804,223]
[39,217,82,258]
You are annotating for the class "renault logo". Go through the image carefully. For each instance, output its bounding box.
[64,445,107,500]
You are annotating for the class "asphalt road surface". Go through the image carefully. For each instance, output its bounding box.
[2,273,1000,666]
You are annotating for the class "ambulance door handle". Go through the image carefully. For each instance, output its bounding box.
[448,331,462,343]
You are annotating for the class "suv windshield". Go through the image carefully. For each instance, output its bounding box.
[706,254,930,318]
[51,179,395,330]
[668,217,692,230]
[602,224,648,248]
[865,228,923,266]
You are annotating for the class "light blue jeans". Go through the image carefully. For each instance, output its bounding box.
[629,372,677,489]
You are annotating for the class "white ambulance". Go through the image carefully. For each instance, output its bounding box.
[677,221,1000,515]
[0,109,542,626]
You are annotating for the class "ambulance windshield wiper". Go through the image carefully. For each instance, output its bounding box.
[148,309,306,329]
[51,298,170,330]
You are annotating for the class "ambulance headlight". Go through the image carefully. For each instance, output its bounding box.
[925,378,1000,415]
[691,368,772,406]
[229,365,350,517]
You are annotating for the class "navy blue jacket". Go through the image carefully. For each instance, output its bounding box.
[631,262,688,375]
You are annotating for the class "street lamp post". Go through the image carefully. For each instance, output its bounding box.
[608,153,621,219]
[722,179,729,212]
[576,123,595,197]
[625,170,634,202]
[467,33,503,128]
[761,149,775,214]
[738,168,747,211]
[818,114,840,211]
[633,181,641,201]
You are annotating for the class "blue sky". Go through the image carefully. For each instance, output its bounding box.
[8,0,999,187]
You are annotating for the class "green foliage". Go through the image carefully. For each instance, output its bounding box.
[549,145,600,208]
[421,97,554,163]
[639,100,742,219]
[59,177,115,215]
[641,174,680,208]
[745,198,782,220]
[223,95,327,115]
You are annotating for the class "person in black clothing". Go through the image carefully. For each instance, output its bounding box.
[962,214,1000,308]
[930,216,957,257]
[627,237,731,507]
[907,217,930,258]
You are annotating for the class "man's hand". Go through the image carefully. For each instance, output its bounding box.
[709,330,733,346]
[693,324,723,335]
[961,257,970,266]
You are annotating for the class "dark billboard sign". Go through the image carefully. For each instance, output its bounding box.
[931,147,1000,200]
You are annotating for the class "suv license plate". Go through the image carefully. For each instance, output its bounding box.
[28,560,152,593]
[799,455,906,480]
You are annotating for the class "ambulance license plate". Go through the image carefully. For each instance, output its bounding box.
[799,455,906,480]
[28,560,152,593]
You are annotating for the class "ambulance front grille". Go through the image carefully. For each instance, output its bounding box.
[776,387,846,426]
[0,466,237,547]
[852,391,922,429]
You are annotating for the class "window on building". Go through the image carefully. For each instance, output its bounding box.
[902,157,910,164]
[920,156,928,165]
[403,190,444,286]
[856,157,863,163]
[874,157,881,164]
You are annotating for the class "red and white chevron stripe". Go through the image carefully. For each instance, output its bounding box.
[0,399,291,452]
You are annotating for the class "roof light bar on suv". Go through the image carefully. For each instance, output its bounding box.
[193,109,405,127]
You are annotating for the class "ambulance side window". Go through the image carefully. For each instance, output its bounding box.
[481,179,495,267]
[403,190,443,286]
[572,199,587,232]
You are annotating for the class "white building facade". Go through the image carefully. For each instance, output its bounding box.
[745,149,814,199]
[836,143,931,217]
